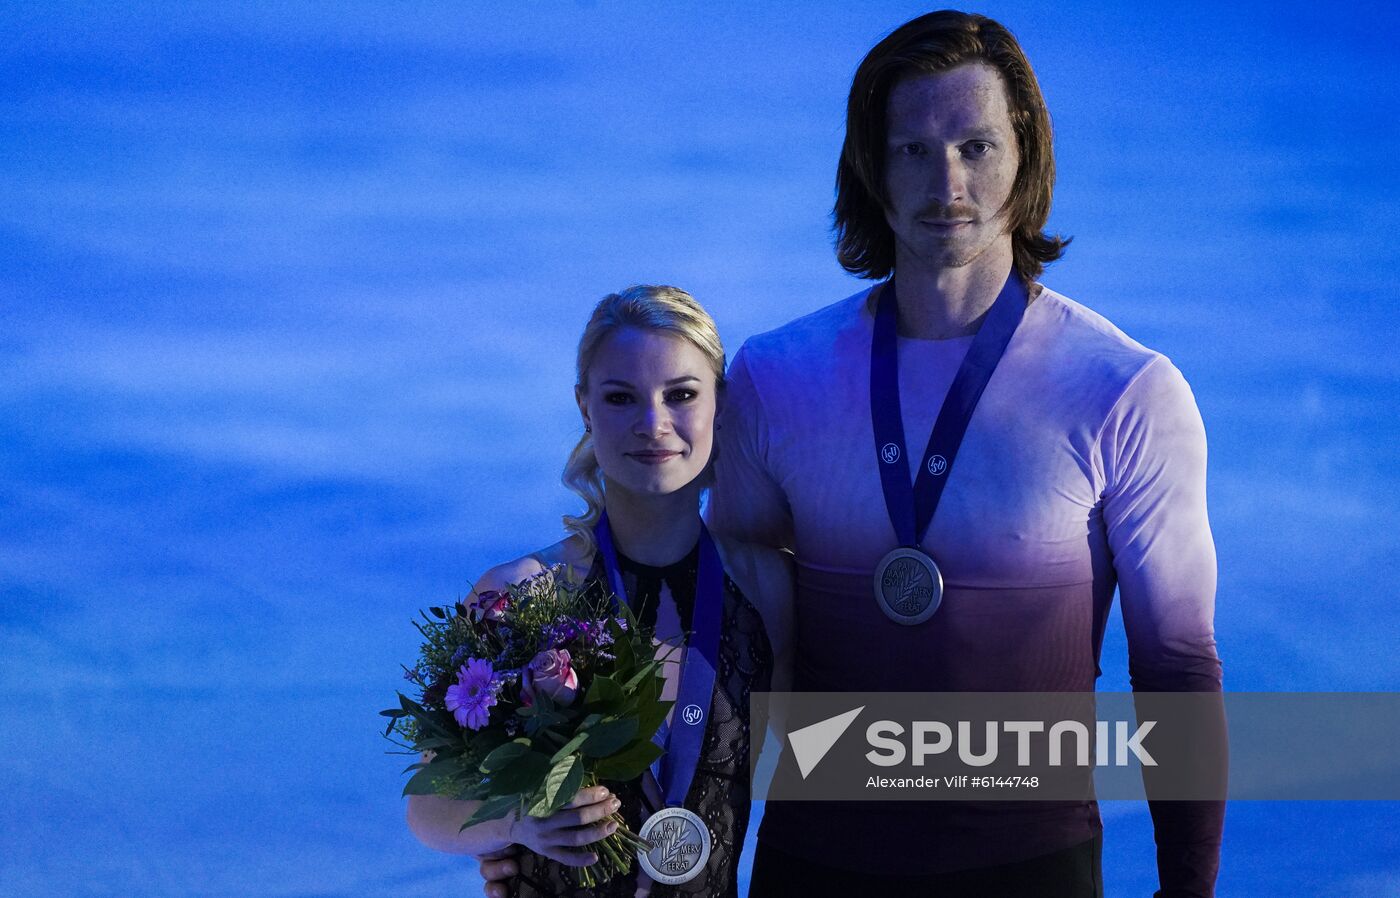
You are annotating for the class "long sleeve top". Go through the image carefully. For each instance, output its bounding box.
[707,283,1224,897]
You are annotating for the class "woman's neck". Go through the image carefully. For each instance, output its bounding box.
[600,478,702,567]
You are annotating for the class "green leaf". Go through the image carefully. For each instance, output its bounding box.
[529,755,583,817]
[489,751,552,795]
[472,728,511,755]
[464,793,523,827]
[618,669,661,724]
[579,717,639,757]
[402,758,461,796]
[480,738,532,773]
[591,739,665,782]
[414,735,457,752]
[637,699,674,741]
[634,667,661,702]
[621,660,664,692]
[451,779,491,802]
[609,620,636,670]
[518,702,572,724]
[523,705,567,736]
[549,731,590,764]
[399,695,456,739]
[584,674,624,709]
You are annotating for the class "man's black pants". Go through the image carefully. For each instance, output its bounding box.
[747,833,1103,898]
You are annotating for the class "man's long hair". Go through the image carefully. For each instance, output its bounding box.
[835,10,1070,282]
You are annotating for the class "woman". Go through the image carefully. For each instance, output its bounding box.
[406,285,793,897]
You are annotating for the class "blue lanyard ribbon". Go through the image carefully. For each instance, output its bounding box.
[594,511,722,808]
[870,273,1028,548]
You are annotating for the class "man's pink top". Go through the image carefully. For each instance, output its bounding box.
[709,284,1222,889]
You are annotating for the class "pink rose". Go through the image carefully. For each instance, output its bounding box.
[473,589,509,622]
[521,649,578,707]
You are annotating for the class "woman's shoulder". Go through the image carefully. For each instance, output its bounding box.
[469,535,594,598]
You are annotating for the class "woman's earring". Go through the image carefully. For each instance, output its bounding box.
[585,424,592,433]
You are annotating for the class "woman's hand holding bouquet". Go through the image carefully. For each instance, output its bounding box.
[384,566,675,887]
[506,783,620,866]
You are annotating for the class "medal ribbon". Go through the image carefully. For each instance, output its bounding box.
[595,511,722,808]
[870,272,1028,548]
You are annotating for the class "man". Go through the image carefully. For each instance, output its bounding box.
[480,9,1222,896]
[708,9,1223,898]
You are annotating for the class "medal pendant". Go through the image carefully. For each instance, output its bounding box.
[636,806,711,885]
[873,546,943,625]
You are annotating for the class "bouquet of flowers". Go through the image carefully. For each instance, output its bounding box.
[382,565,674,888]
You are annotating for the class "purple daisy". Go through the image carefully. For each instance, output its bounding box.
[444,658,498,731]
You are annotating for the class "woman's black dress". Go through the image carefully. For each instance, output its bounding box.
[509,542,774,897]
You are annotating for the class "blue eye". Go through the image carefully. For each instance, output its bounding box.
[964,141,993,157]
[604,392,633,405]
[898,143,925,156]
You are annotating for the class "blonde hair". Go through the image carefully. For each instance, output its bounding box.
[561,285,726,556]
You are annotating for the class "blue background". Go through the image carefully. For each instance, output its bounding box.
[3,1,1399,895]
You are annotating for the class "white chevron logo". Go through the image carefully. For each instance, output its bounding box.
[787,706,865,779]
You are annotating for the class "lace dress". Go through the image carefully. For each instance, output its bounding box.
[509,542,774,897]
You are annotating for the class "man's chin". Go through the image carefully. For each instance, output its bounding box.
[913,248,976,271]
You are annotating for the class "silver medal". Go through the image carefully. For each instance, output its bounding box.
[873,546,943,625]
[636,806,711,885]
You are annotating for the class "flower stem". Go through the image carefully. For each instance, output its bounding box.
[570,812,642,886]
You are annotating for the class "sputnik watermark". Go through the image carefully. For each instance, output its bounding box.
[751,692,1247,802]
[787,705,864,778]
[787,706,1155,780]
[864,718,1156,768]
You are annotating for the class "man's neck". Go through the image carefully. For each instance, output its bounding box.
[600,479,702,567]
[889,243,1016,340]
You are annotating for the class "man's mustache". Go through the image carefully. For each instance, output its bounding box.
[913,205,978,221]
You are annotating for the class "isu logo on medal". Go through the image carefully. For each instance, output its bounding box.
[927,454,947,476]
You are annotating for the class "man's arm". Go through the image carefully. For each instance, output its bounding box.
[706,347,795,551]
[1100,356,1225,898]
